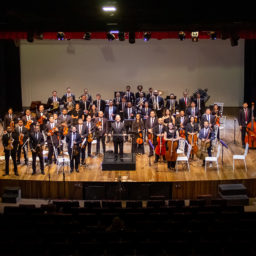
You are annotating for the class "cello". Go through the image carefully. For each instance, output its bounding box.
[245,102,256,148]
[155,135,166,158]
[165,137,178,163]
[187,124,198,157]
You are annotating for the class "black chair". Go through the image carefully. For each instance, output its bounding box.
[84,200,101,209]
[126,200,143,209]
[189,199,206,207]
[147,200,165,208]
[168,200,185,207]
[102,200,122,209]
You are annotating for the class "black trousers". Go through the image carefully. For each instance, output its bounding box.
[17,144,28,163]
[69,149,80,170]
[80,147,86,163]
[155,154,166,162]
[168,161,176,168]
[114,140,123,156]
[241,126,247,146]
[48,143,58,164]
[5,150,18,174]
[32,151,44,173]
[96,136,106,154]
[85,142,92,156]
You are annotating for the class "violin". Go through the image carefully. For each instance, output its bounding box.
[38,115,46,125]
[25,120,33,130]
[49,126,58,136]
[245,102,256,148]
[155,135,166,156]
[63,127,69,136]
[96,121,102,129]
[136,130,143,144]
[10,121,15,132]
[87,133,94,143]
[19,133,24,146]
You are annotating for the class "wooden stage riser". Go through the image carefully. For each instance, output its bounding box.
[1,179,256,200]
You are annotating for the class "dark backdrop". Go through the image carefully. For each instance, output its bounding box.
[0,40,22,119]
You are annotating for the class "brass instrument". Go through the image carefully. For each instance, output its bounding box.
[52,101,59,111]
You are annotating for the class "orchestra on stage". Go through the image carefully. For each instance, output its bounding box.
[1,85,255,175]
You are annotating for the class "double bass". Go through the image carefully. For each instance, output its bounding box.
[245,102,256,148]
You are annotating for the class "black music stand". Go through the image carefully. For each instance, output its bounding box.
[220,139,228,165]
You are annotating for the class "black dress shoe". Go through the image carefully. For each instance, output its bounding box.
[148,154,153,157]
[154,160,158,163]
[76,169,79,173]
[15,172,19,176]
[32,172,36,175]
[41,171,45,175]
[17,161,21,165]
[70,169,74,173]
[3,173,9,176]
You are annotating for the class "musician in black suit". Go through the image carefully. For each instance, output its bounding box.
[36,105,48,131]
[66,126,82,173]
[2,126,19,176]
[80,88,93,103]
[145,110,158,156]
[3,108,16,130]
[61,87,76,104]
[15,120,29,165]
[124,85,135,105]
[45,116,59,164]
[113,92,122,110]
[76,118,88,165]
[166,94,178,115]
[179,91,190,112]
[22,109,36,133]
[135,92,146,109]
[135,85,146,99]
[79,94,91,117]
[104,100,117,141]
[94,111,108,155]
[141,102,152,120]
[30,125,45,175]
[124,102,136,141]
[238,102,251,148]
[149,90,164,118]
[200,108,216,128]
[93,94,106,112]
[195,92,205,116]
[146,87,154,101]
[84,115,95,157]
[153,118,166,163]
[119,97,127,120]
[175,110,188,129]
[58,108,72,127]
[47,91,61,113]
[186,101,200,122]
[110,115,125,160]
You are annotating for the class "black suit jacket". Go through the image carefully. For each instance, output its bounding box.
[238,108,251,127]
[124,107,136,120]
[166,99,178,110]
[76,124,88,138]
[179,97,190,111]
[195,98,205,113]
[175,116,188,128]
[66,132,82,150]
[61,93,76,104]
[15,126,29,142]
[45,123,59,145]
[2,132,19,152]
[104,106,118,120]
[149,96,164,110]
[93,99,106,112]
[29,132,45,149]
[111,122,125,142]
[135,91,146,99]
[200,114,216,128]
[145,117,158,129]
[47,96,61,109]
[79,100,91,111]
[123,91,135,104]
[186,107,200,117]
[3,114,17,130]
[141,108,152,118]
[94,117,108,136]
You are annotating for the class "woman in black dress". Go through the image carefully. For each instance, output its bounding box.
[162,109,175,126]
[132,113,145,155]
[71,103,84,126]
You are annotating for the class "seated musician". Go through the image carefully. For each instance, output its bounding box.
[164,122,179,170]
[66,126,82,173]
[135,85,146,99]
[89,104,98,121]
[162,109,175,126]
[185,116,199,159]
[166,93,178,115]
[186,101,199,123]
[84,115,95,158]
[29,125,45,175]
[22,109,36,132]
[15,119,29,165]
[71,103,84,125]
[3,108,16,130]
[153,118,166,163]
[65,96,75,114]
[2,126,19,176]
[109,115,126,160]
[200,108,216,128]
[94,111,108,155]
[45,116,59,165]
[198,120,215,167]
[79,94,91,119]
[145,110,158,157]
[36,105,48,131]
[58,108,72,127]
[61,87,76,105]
[124,101,136,141]
[176,110,188,139]
[76,118,87,165]
[132,113,145,155]
[47,90,61,114]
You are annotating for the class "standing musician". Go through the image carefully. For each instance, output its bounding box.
[186,101,200,123]
[15,120,29,165]
[22,109,35,132]
[153,118,166,163]
[93,93,106,112]
[162,109,175,126]
[66,126,82,173]
[30,125,45,175]
[3,108,16,130]
[104,100,117,137]
[94,111,108,155]
[212,104,221,140]
[198,121,215,167]
[119,97,127,120]
[58,108,72,127]
[2,126,19,176]
[76,118,87,165]
[145,110,158,157]
[65,96,75,114]
[124,85,135,105]
[71,103,84,125]
[36,105,48,131]
[200,108,216,128]
[80,88,93,103]
[124,101,136,141]
[47,90,61,114]
[186,116,199,159]
[109,115,125,160]
[79,94,91,119]
[135,92,146,110]
[89,104,98,120]
[179,91,190,112]
[84,115,95,158]
[164,122,179,170]
[113,92,122,110]
[45,116,59,164]
[146,87,154,101]
[166,93,178,115]
[132,113,145,155]
[61,87,76,104]
[195,92,205,117]
[149,90,164,118]
[135,85,146,99]
[141,101,151,120]
[238,102,251,148]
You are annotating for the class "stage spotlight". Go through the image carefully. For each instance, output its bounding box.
[191,31,199,42]
[129,32,135,44]
[102,6,116,12]
[27,31,34,43]
[230,33,240,47]
[144,32,151,42]
[118,32,125,41]
[57,32,65,40]
[83,32,91,40]
[209,31,217,40]
[178,31,185,41]
[107,32,115,41]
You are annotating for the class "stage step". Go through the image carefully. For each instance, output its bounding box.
[2,187,21,203]
[218,184,247,196]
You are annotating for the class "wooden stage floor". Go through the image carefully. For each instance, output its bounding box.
[0,116,255,183]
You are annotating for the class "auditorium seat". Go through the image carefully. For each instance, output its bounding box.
[126,200,143,209]
[147,200,165,208]
[168,199,185,207]
[102,200,122,209]
[84,200,101,209]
